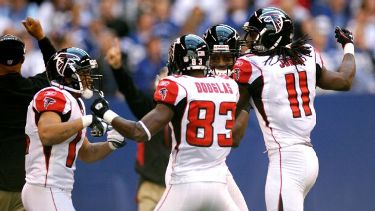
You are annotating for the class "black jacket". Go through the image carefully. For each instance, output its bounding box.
[112,65,171,186]
[0,37,56,191]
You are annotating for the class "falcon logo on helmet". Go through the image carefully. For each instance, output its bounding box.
[46,47,103,99]
[54,53,80,76]
[259,11,284,33]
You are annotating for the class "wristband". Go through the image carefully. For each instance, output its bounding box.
[108,142,117,151]
[243,103,253,113]
[138,121,151,141]
[81,115,93,128]
[343,43,354,55]
[103,110,119,123]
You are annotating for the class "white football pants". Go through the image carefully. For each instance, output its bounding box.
[22,183,75,211]
[154,182,240,211]
[265,144,319,211]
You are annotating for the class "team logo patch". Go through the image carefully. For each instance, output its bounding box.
[259,10,284,33]
[158,88,168,101]
[233,68,240,81]
[54,52,81,76]
[43,97,56,109]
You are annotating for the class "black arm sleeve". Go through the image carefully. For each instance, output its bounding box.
[37,37,57,65]
[111,65,155,119]
[28,37,57,90]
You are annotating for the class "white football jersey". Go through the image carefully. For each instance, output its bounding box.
[25,86,87,191]
[154,74,239,184]
[233,44,323,150]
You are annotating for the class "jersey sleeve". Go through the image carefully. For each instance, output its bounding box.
[314,47,324,69]
[154,78,183,106]
[232,57,253,84]
[34,88,70,115]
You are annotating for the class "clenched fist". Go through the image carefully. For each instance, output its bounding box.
[22,17,45,41]
[335,26,354,48]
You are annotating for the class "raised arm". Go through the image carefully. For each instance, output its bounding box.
[22,17,57,89]
[105,39,154,118]
[317,27,356,91]
[22,17,57,64]
[91,98,174,142]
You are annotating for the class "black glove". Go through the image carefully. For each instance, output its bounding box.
[89,116,108,137]
[335,26,354,48]
[91,97,110,119]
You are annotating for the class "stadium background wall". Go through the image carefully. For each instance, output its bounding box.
[73,93,375,211]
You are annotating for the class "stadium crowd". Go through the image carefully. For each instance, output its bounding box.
[0,0,373,95]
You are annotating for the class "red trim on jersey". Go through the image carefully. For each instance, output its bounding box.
[49,188,58,211]
[257,70,282,150]
[35,88,66,113]
[285,74,301,118]
[278,147,283,211]
[232,58,252,84]
[154,79,179,105]
[298,71,312,116]
[66,131,82,168]
[43,146,52,187]
[154,185,172,211]
[25,134,30,154]
[136,142,145,166]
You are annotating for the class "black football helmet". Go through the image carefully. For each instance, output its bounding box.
[167,34,209,75]
[203,24,240,75]
[46,47,102,99]
[243,7,294,54]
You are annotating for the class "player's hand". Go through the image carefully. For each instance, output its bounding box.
[89,116,108,137]
[22,17,45,41]
[91,97,110,119]
[105,38,122,69]
[107,129,126,150]
[335,26,354,48]
[91,97,119,123]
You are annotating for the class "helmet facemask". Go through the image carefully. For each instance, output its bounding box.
[203,24,240,76]
[71,61,103,99]
[209,50,236,76]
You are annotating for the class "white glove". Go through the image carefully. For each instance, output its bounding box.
[107,129,126,150]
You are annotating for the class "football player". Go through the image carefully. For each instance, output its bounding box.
[21,48,126,211]
[91,34,250,211]
[232,7,356,211]
[203,24,249,211]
